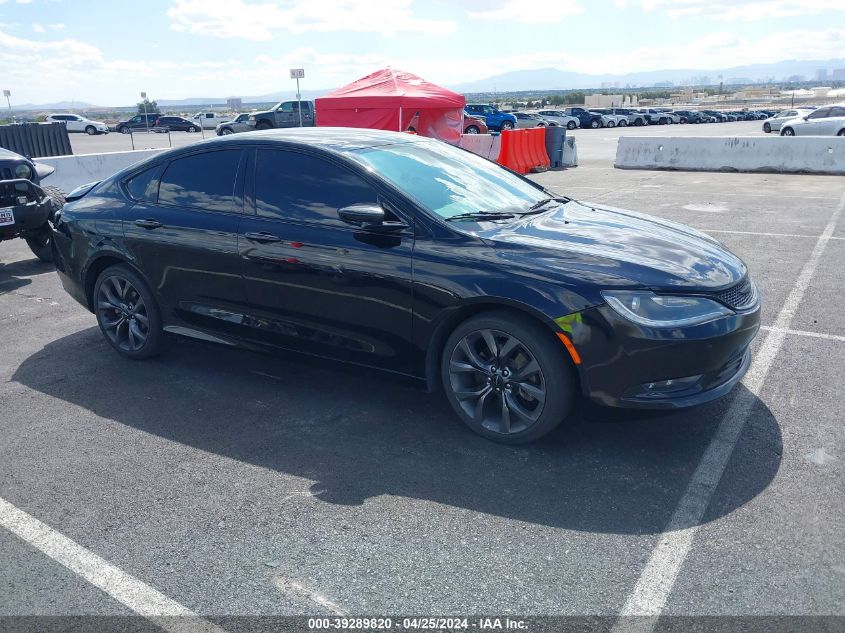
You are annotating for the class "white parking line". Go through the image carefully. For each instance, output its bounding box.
[760,325,845,342]
[0,496,226,633]
[613,189,845,633]
[272,575,349,616]
[700,229,845,240]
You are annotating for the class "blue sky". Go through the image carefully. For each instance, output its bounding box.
[1,0,844,105]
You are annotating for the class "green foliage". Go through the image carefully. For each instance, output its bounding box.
[137,99,160,114]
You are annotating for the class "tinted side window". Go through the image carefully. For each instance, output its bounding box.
[279,102,293,113]
[159,150,242,212]
[829,107,845,117]
[808,108,830,119]
[255,150,378,226]
[124,166,158,202]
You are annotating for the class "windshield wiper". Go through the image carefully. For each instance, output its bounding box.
[444,211,516,222]
[524,196,570,214]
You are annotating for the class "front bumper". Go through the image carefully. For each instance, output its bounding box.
[0,179,56,239]
[570,302,761,409]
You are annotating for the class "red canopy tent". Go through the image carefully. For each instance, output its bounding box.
[315,68,466,144]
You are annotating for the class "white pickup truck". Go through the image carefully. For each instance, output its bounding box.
[191,112,231,129]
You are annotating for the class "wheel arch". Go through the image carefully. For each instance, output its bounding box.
[423,298,581,393]
[83,253,144,312]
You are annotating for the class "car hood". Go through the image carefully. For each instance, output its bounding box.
[478,200,746,290]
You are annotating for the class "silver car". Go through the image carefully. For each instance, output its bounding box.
[780,104,845,136]
[513,112,554,128]
[762,108,814,133]
[215,113,252,136]
[534,110,580,130]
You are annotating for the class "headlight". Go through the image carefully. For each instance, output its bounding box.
[601,290,732,327]
[14,163,32,180]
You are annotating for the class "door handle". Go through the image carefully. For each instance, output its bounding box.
[134,218,162,229]
[244,231,282,243]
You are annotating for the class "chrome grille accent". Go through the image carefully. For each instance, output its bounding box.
[715,277,758,311]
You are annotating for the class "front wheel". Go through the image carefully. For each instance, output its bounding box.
[763,122,771,133]
[567,120,577,130]
[618,119,627,127]
[188,126,198,133]
[500,121,514,131]
[94,265,165,359]
[119,126,130,134]
[606,120,615,128]
[441,311,575,444]
[589,119,600,129]
[781,127,795,136]
[85,126,97,135]
[24,226,53,263]
[837,129,845,136]
[257,120,273,130]
[465,125,480,134]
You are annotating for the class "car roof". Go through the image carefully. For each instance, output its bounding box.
[179,127,428,153]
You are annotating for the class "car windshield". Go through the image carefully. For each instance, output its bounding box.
[349,140,548,220]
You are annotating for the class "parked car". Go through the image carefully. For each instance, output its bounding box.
[513,112,553,128]
[463,114,489,135]
[762,108,814,133]
[612,108,647,127]
[216,113,253,136]
[45,113,109,135]
[562,107,604,129]
[780,104,845,136]
[0,148,65,262]
[51,128,760,444]
[673,110,707,124]
[115,113,160,134]
[635,109,672,125]
[654,109,681,124]
[701,110,728,123]
[248,101,316,130]
[464,104,517,131]
[534,110,580,130]
[155,116,200,132]
[592,110,628,127]
[192,112,231,130]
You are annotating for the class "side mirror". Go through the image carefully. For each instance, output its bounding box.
[338,204,386,225]
[804,115,810,121]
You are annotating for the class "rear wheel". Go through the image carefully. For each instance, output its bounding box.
[618,119,627,127]
[567,120,577,130]
[188,126,199,133]
[465,125,480,134]
[589,119,600,129]
[500,120,514,131]
[441,311,575,444]
[606,120,615,128]
[781,127,795,136]
[94,265,165,359]
[837,129,845,136]
[85,125,97,135]
[763,122,771,133]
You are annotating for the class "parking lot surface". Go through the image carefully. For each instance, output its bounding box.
[1,128,843,629]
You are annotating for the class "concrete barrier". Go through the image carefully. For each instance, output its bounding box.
[458,134,501,161]
[615,136,845,175]
[39,149,166,192]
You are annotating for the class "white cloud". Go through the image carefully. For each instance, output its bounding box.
[167,0,456,40]
[615,0,845,21]
[32,22,44,31]
[468,0,584,22]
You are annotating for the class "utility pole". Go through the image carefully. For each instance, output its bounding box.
[3,90,11,119]
[141,91,149,130]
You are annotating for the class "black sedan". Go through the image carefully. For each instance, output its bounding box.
[155,116,200,132]
[51,129,760,444]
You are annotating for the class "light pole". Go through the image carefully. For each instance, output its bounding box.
[3,90,11,119]
[290,68,305,127]
[140,91,150,131]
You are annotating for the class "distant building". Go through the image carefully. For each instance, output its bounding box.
[584,94,637,107]
[226,97,243,110]
[833,68,845,80]
[816,69,828,81]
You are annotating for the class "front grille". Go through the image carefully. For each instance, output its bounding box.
[715,277,758,311]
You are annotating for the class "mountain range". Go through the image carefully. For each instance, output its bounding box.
[10,58,845,110]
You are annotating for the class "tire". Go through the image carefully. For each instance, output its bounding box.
[500,120,514,131]
[659,118,667,125]
[781,127,795,136]
[85,125,97,135]
[606,120,615,128]
[219,127,234,135]
[567,120,577,130]
[188,126,198,133]
[763,122,771,133]
[24,226,53,263]
[618,119,627,127]
[837,129,845,137]
[465,125,480,134]
[441,310,576,444]
[635,118,644,127]
[589,119,600,129]
[257,120,273,130]
[119,126,130,134]
[94,264,165,360]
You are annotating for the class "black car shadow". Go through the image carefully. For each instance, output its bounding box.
[0,254,52,294]
[12,327,782,535]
